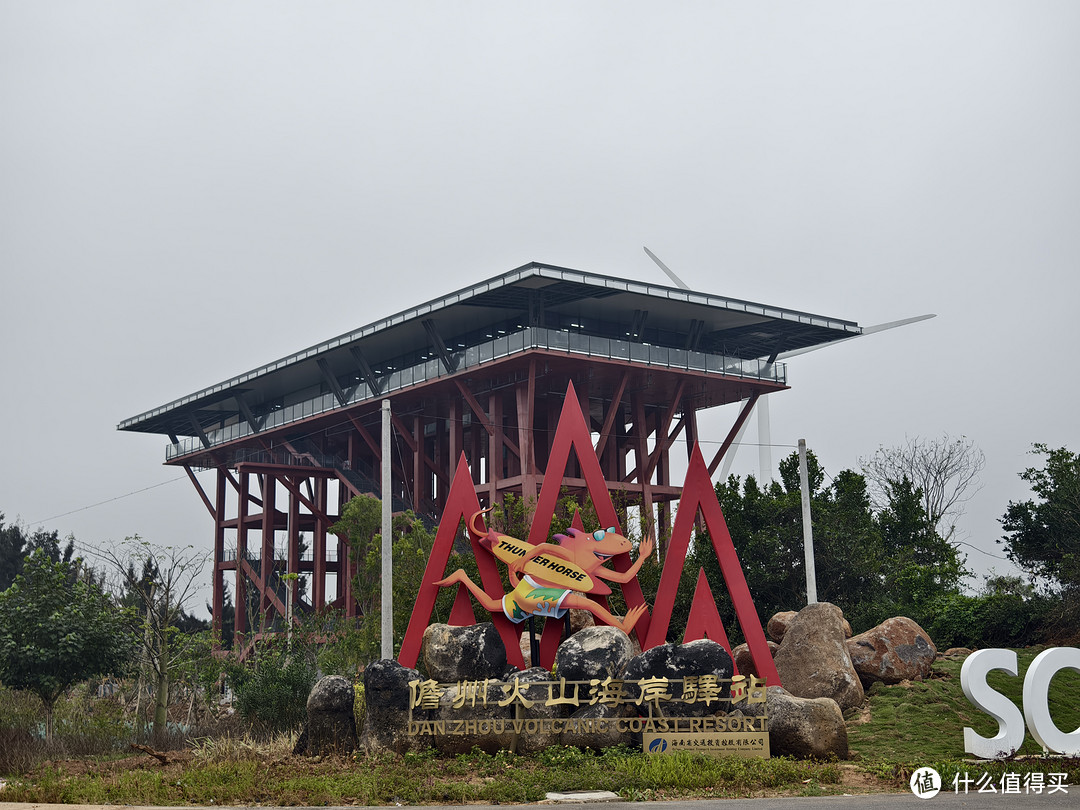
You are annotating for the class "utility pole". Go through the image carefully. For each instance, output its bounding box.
[798,439,818,604]
[381,398,393,659]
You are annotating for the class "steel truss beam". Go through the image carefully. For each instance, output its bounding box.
[187,351,785,653]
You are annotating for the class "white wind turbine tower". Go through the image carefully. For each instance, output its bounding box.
[643,247,935,483]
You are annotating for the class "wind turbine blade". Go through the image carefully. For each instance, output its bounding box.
[720,397,754,480]
[861,313,937,335]
[774,313,936,360]
[643,246,691,290]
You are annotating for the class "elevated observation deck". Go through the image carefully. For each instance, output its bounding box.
[119,262,860,471]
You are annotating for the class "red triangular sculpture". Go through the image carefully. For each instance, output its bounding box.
[398,454,526,669]
[644,443,781,687]
[682,569,735,664]
[448,583,476,626]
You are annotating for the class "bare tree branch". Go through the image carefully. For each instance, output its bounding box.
[101,536,210,738]
[861,434,985,543]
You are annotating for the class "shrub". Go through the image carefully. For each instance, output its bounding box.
[223,636,317,735]
[927,592,1049,649]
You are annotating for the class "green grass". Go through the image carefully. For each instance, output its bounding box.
[1,746,846,805]
[848,647,1080,762]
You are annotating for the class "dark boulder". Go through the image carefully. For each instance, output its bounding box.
[422,622,508,682]
[432,679,516,755]
[621,638,735,717]
[554,626,635,683]
[559,701,634,750]
[360,659,430,755]
[295,675,357,756]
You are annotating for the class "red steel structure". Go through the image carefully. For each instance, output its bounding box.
[119,263,859,647]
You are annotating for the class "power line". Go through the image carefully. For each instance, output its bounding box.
[28,475,189,528]
[955,541,1010,561]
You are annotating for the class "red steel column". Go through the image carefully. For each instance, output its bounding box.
[212,467,227,643]
[413,414,423,513]
[313,475,326,611]
[235,470,249,646]
[288,477,300,626]
[489,392,502,505]
[260,473,276,627]
[448,396,462,484]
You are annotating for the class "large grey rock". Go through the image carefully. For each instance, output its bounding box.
[743,686,849,759]
[569,608,596,634]
[422,622,508,682]
[554,626,635,682]
[360,659,430,755]
[732,640,779,677]
[846,617,937,686]
[767,611,798,643]
[621,638,735,717]
[559,702,634,750]
[509,666,565,754]
[432,680,516,755]
[769,609,851,641]
[295,675,357,756]
[773,602,864,712]
[308,674,355,713]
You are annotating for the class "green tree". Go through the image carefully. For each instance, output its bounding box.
[1001,444,1080,591]
[877,475,968,616]
[696,449,967,639]
[331,495,382,622]
[172,626,227,727]
[926,574,1050,649]
[331,496,481,665]
[700,451,887,634]
[0,550,132,739]
[0,514,77,592]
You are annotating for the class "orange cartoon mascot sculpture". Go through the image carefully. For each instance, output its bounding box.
[436,508,653,634]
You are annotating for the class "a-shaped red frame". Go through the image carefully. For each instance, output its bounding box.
[400,381,780,686]
[644,443,781,686]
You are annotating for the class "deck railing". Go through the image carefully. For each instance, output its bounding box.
[167,327,785,461]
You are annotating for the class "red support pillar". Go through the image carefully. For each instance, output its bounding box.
[657,448,670,543]
[213,467,227,643]
[413,414,423,513]
[448,396,462,483]
[313,476,326,611]
[633,394,655,540]
[260,473,276,626]
[288,477,300,625]
[235,470,249,646]
[516,375,537,504]
[489,392,503,505]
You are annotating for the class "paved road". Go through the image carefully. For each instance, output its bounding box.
[2,794,1076,809]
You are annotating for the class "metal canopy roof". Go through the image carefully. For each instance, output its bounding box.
[118,262,860,437]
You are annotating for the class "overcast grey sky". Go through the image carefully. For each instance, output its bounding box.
[2,2,1077,613]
